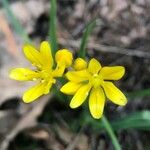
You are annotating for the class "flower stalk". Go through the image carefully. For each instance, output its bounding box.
[101,115,122,150]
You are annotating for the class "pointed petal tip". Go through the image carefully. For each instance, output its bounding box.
[23,44,31,51]
[115,92,127,106]
[60,86,65,93]
[22,94,37,103]
[22,96,32,103]
[92,114,103,119]
[41,41,49,44]
[9,69,15,79]
[88,58,101,74]
[69,102,78,109]
[119,66,125,75]
[60,86,67,94]
[60,82,82,95]
[9,68,21,80]
[90,108,103,119]
[119,98,127,106]
[40,41,51,48]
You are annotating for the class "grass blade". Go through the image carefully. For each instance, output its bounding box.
[101,116,122,150]
[127,88,150,98]
[49,0,58,57]
[2,0,30,43]
[111,111,150,130]
[87,111,150,131]
[78,20,96,58]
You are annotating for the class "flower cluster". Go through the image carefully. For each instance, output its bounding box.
[10,41,127,119]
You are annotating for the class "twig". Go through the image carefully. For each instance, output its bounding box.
[58,38,150,59]
[66,125,86,150]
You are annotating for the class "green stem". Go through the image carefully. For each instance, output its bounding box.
[101,115,121,150]
[49,0,58,57]
[78,19,96,58]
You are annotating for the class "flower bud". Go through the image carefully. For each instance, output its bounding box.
[55,49,73,67]
[73,58,87,70]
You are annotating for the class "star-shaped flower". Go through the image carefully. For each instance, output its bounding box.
[10,41,73,103]
[60,58,127,119]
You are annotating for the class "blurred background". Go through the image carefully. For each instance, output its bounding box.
[0,0,150,150]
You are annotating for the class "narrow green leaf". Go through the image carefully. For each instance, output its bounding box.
[127,88,150,98]
[78,20,96,58]
[49,0,58,57]
[87,111,150,131]
[101,116,122,150]
[111,111,150,130]
[2,0,31,43]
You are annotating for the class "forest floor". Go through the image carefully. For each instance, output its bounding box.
[0,0,149,150]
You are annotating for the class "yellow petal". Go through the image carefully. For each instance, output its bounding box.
[89,87,105,119]
[102,81,127,106]
[44,81,53,94]
[55,49,73,67]
[88,58,101,74]
[9,68,39,81]
[73,58,87,71]
[40,41,53,68]
[23,44,43,68]
[66,70,90,83]
[52,64,65,77]
[60,82,82,95]
[70,84,91,108]
[100,66,125,80]
[23,83,46,103]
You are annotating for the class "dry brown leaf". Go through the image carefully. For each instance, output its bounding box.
[0,14,18,57]
[0,95,51,150]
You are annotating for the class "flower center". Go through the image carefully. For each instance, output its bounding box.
[40,70,56,84]
[90,74,103,88]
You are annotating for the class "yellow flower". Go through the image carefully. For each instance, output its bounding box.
[10,41,73,103]
[60,58,127,119]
